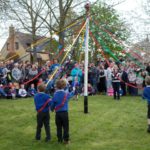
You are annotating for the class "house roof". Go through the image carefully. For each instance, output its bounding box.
[0,31,45,52]
[15,32,43,49]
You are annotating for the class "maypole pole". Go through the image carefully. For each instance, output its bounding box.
[84,2,90,114]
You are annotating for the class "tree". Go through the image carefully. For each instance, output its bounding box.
[41,0,87,47]
[10,0,87,62]
[0,0,10,13]
[33,0,86,62]
[89,1,129,62]
[142,0,150,35]
[7,0,49,62]
[1,0,129,63]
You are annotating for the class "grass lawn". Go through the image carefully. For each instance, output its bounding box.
[0,95,150,150]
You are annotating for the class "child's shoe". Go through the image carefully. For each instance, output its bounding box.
[64,140,70,144]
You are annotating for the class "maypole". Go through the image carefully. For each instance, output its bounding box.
[84,3,90,114]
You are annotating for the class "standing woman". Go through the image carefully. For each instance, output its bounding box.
[97,65,106,94]
[112,65,121,100]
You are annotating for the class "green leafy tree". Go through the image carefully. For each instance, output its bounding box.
[89,1,129,62]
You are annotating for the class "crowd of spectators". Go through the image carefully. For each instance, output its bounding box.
[0,57,150,99]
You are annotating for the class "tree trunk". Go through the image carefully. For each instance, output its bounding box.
[32,30,37,63]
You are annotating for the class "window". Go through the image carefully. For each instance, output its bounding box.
[7,43,10,51]
[15,42,19,50]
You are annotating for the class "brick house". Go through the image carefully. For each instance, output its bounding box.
[0,25,49,62]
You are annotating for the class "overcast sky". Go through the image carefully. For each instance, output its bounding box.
[0,0,148,50]
[114,0,149,41]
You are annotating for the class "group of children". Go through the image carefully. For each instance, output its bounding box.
[34,79,75,144]
[0,83,37,99]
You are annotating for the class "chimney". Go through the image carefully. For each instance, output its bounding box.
[9,25,15,52]
[9,25,15,38]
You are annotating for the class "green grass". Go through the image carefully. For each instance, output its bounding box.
[0,96,150,150]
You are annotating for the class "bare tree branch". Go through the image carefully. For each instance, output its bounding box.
[44,0,60,25]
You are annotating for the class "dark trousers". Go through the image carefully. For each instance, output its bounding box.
[112,82,120,100]
[55,111,69,142]
[120,82,126,96]
[36,112,50,140]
